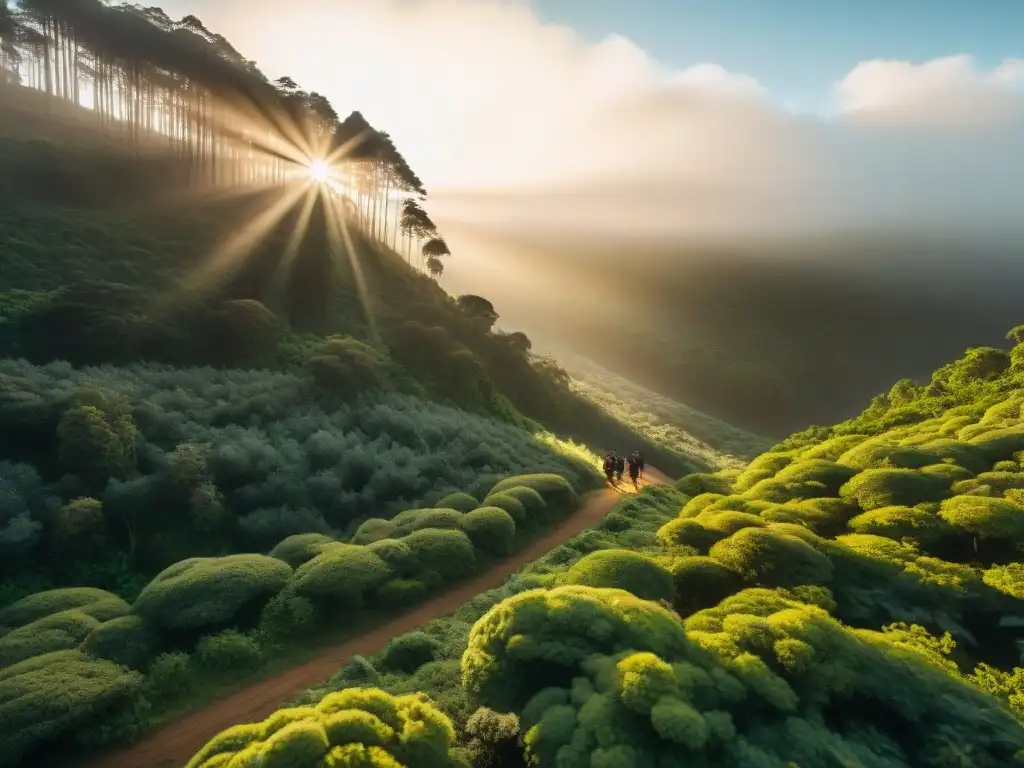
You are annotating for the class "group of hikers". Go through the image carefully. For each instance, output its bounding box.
[603,450,645,490]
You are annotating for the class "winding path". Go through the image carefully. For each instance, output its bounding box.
[81,468,671,768]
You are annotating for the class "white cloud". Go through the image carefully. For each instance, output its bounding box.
[164,0,1024,239]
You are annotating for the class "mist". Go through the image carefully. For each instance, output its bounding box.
[160,0,1024,434]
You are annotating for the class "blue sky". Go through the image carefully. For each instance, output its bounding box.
[531,0,1023,110]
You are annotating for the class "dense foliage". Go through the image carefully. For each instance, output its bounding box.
[236,330,1024,767]
[0,470,583,766]
[0,360,596,600]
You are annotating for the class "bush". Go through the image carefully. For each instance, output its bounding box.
[402,529,476,583]
[461,586,692,713]
[676,472,734,496]
[258,592,318,640]
[186,688,461,768]
[939,495,1024,550]
[665,556,744,615]
[839,468,949,510]
[379,631,442,672]
[351,518,398,545]
[491,485,547,525]
[194,629,265,675]
[564,549,675,602]
[268,533,340,568]
[656,517,723,552]
[132,554,293,631]
[0,649,144,766]
[366,538,416,575]
[480,492,527,525]
[291,545,392,606]
[760,497,855,536]
[489,474,576,517]
[396,508,466,536]
[708,527,834,588]
[0,587,128,634]
[0,608,102,666]
[375,578,429,607]
[146,651,193,699]
[461,506,517,556]
[434,492,479,513]
[79,615,161,669]
[847,505,954,546]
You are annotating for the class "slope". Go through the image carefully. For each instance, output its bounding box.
[179,329,1024,767]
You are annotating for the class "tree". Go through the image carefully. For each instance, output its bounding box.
[457,295,498,330]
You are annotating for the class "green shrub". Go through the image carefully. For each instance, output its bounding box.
[939,495,1024,548]
[492,485,546,525]
[80,615,160,669]
[146,651,193,699]
[679,492,726,518]
[194,629,264,675]
[461,507,516,556]
[268,533,341,568]
[847,505,953,546]
[919,463,976,482]
[760,497,855,536]
[676,472,733,496]
[489,474,576,517]
[0,609,102,666]
[982,563,1024,599]
[258,592,318,640]
[709,527,834,588]
[402,529,476,582]
[969,425,1024,461]
[480,492,527,525]
[839,468,949,510]
[461,586,693,713]
[732,452,795,492]
[366,538,416,575]
[397,508,466,536]
[697,510,767,536]
[351,518,398,545]
[292,545,392,606]
[185,688,460,768]
[133,554,293,631]
[375,578,429,607]
[564,549,675,602]
[664,556,743,615]
[655,517,723,552]
[379,631,442,673]
[798,435,868,462]
[0,649,144,766]
[0,587,129,634]
[434,492,479,513]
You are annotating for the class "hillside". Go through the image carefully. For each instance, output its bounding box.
[179,328,1024,767]
[541,342,773,468]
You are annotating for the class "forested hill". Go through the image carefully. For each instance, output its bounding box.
[180,324,1024,767]
[0,0,766,608]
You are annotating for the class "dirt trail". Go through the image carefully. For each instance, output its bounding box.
[81,468,671,768]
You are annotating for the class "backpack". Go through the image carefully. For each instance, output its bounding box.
[603,456,614,472]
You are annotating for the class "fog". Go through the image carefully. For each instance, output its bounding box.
[162,0,1024,432]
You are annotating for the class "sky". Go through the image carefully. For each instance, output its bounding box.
[159,0,1024,241]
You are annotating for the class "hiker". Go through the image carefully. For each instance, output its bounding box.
[627,452,641,490]
[632,450,645,479]
[615,453,625,484]
[603,451,617,485]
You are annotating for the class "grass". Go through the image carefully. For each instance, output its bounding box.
[553,344,774,467]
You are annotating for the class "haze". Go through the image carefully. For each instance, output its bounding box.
[158,0,1024,431]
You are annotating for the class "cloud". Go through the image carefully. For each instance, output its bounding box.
[165,0,1024,241]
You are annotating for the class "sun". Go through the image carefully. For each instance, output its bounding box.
[307,160,331,182]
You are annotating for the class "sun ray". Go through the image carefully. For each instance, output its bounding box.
[164,181,309,306]
[267,184,320,310]
[325,190,378,341]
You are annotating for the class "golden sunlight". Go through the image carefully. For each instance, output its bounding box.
[307,159,331,182]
